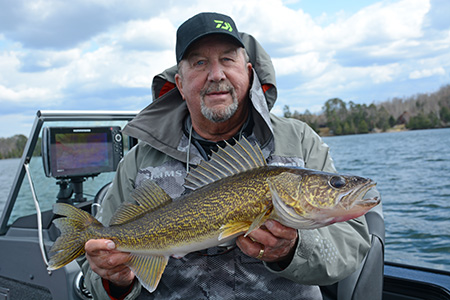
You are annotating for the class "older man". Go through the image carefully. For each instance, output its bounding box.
[79,12,374,299]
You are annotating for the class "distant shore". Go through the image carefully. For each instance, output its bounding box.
[318,124,409,137]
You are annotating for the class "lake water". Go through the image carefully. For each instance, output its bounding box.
[323,128,450,271]
[1,128,449,271]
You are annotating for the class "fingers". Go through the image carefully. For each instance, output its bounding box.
[85,239,135,287]
[85,239,115,255]
[236,234,261,258]
[106,266,136,288]
[264,220,298,241]
[236,220,298,263]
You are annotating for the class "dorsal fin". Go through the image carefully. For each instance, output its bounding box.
[184,137,266,190]
[109,180,172,226]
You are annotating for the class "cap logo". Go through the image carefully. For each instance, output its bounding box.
[214,20,233,32]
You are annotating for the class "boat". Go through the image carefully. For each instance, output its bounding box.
[1,110,449,299]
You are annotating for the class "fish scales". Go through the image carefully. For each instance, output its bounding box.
[47,137,379,293]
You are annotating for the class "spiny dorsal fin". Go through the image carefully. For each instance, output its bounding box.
[184,137,266,190]
[109,180,172,226]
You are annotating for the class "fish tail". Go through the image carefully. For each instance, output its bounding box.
[47,203,103,271]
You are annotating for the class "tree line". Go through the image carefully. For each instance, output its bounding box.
[0,135,28,159]
[283,84,450,135]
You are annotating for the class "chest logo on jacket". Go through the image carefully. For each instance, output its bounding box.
[136,161,187,199]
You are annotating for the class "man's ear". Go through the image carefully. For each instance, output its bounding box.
[174,73,185,100]
[247,62,253,84]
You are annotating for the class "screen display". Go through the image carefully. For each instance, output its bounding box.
[54,132,111,175]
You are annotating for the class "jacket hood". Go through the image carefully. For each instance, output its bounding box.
[123,32,278,163]
[151,32,277,110]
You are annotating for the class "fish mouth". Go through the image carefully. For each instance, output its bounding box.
[341,180,379,209]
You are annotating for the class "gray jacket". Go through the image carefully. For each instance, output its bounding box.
[79,33,372,300]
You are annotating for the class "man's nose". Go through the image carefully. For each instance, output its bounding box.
[208,61,226,82]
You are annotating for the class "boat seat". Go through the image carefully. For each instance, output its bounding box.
[321,202,385,300]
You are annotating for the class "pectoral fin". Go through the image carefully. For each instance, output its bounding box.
[219,222,251,241]
[127,254,169,293]
[244,208,271,237]
[219,207,272,241]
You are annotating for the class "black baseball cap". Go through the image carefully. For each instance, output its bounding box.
[176,12,245,64]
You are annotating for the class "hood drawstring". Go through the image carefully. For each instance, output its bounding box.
[184,113,254,175]
[186,122,193,174]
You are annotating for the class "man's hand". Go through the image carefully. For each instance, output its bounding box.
[236,220,298,263]
[85,239,135,287]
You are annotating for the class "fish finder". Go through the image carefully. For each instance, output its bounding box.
[42,126,123,178]
[41,126,123,203]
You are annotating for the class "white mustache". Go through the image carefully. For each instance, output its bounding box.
[202,82,234,96]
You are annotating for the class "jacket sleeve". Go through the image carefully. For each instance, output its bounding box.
[77,145,144,300]
[266,117,373,285]
[266,216,371,285]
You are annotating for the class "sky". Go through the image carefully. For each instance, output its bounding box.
[0,0,449,138]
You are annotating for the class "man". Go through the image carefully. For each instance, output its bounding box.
[79,12,375,299]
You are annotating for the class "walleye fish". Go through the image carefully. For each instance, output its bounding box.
[47,137,379,293]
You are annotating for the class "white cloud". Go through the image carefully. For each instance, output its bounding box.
[409,67,446,79]
[323,0,429,48]
[0,50,64,107]
[113,17,176,51]
[0,85,52,102]
[18,49,80,72]
[64,45,173,91]
[273,52,329,77]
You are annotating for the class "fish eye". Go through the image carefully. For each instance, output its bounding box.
[329,176,346,189]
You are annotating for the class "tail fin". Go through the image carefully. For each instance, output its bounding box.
[47,203,102,271]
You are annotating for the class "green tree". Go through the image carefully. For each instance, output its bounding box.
[367,103,378,131]
[343,121,355,135]
[440,106,450,123]
[358,119,369,133]
[335,123,343,135]
[375,106,390,131]
[407,112,439,129]
[324,98,347,135]
[388,116,396,127]
[428,112,440,128]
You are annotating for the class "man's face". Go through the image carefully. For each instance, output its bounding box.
[175,35,252,124]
